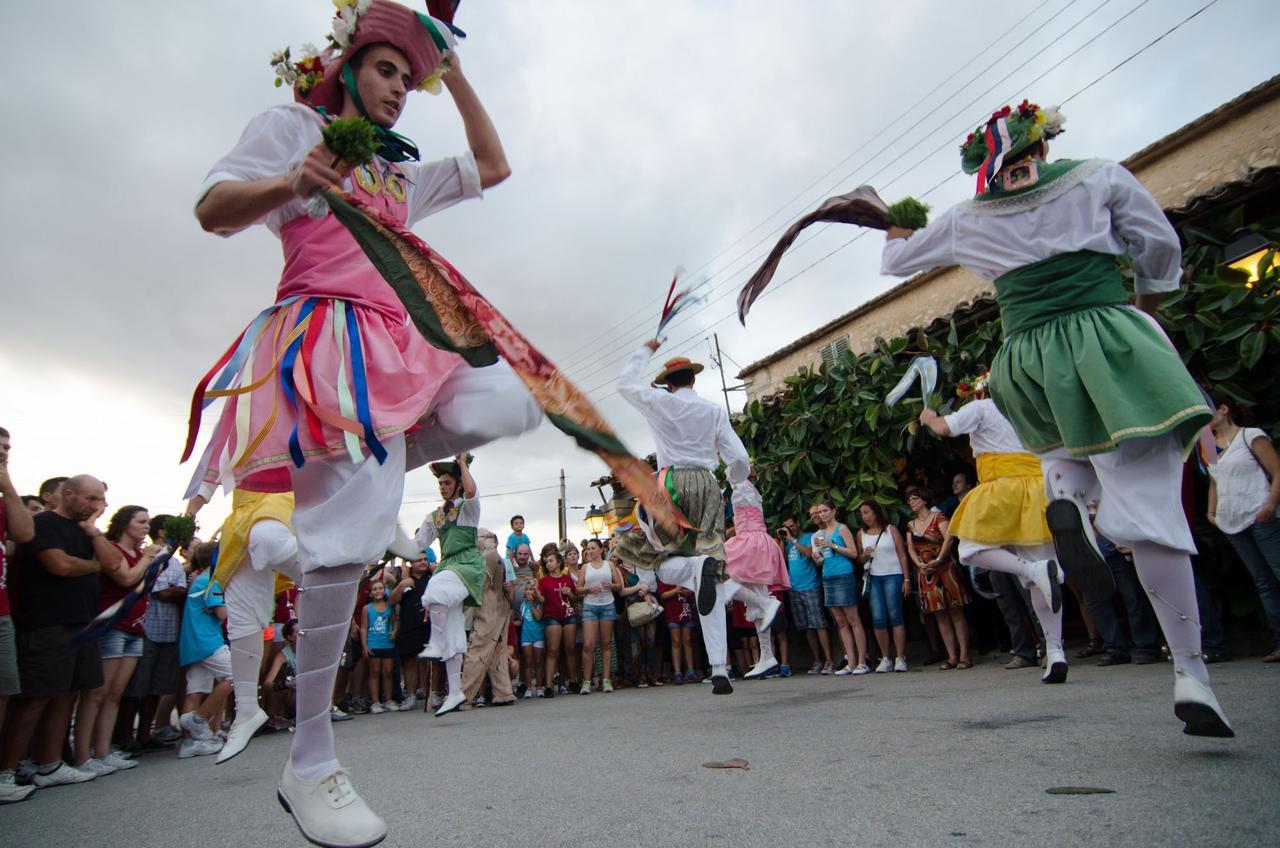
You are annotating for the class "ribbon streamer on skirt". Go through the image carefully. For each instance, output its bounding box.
[319,187,692,534]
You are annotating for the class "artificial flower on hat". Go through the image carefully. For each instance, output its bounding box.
[959,100,1066,194]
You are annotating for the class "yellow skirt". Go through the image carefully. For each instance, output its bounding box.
[948,452,1050,546]
[213,490,296,590]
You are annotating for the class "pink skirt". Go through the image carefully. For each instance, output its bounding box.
[185,296,462,495]
[725,529,791,588]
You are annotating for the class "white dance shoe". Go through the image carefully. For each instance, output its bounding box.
[755,596,782,631]
[1041,647,1068,684]
[434,691,465,717]
[1173,671,1234,738]
[278,760,387,848]
[1029,559,1064,614]
[744,656,778,680]
[217,707,268,764]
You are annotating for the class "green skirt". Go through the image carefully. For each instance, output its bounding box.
[990,304,1210,458]
[614,468,727,580]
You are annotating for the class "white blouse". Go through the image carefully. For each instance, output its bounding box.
[881,160,1182,295]
[1209,428,1278,534]
[415,496,482,548]
[944,398,1028,456]
[196,103,483,237]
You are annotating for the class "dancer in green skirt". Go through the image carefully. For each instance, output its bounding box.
[880,100,1231,737]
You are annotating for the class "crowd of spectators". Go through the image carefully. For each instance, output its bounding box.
[2,407,1278,803]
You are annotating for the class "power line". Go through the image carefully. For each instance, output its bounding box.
[585,0,1222,404]
[550,0,1083,375]
[562,0,1125,389]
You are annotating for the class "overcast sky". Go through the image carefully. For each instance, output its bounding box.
[3,0,1276,551]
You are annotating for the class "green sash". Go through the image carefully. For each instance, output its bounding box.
[995,251,1127,336]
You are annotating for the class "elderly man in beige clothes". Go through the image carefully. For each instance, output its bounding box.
[459,529,515,708]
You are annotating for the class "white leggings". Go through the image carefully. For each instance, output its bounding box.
[655,557,771,670]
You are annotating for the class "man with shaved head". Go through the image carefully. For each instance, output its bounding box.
[0,474,125,795]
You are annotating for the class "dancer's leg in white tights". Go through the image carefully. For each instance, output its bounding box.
[657,555,730,672]
[290,563,363,781]
[225,519,299,720]
[965,545,1062,649]
[1129,541,1210,686]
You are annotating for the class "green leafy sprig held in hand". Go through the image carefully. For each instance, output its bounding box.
[306,116,379,219]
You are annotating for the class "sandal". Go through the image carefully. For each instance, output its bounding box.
[1076,640,1105,659]
[939,660,958,670]
[956,659,973,670]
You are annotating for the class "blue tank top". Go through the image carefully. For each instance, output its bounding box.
[818,526,854,578]
[366,602,394,649]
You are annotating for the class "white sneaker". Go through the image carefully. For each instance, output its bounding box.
[217,707,268,765]
[834,663,854,676]
[851,665,871,676]
[819,662,834,675]
[522,689,533,700]
[15,759,36,784]
[330,706,353,722]
[178,738,224,759]
[744,656,778,681]
[76,758,118,777]
[427,692,443,710]
[435,691,465,717]
[894,657,909,673]
[417,642,443,660]
[807,663,823,676]
[32,762,96,787]
[0,771,35,804]
[1173,670,1234,737]
[874,657,893,673]
[396,695,416,712]
[278,761,387,848]
[369,702,384,715]
[102,751,139,771]
[179,711,215,741]
[579,681,591,695]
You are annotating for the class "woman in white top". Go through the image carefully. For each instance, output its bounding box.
[576,539,623,693]
[1207,395,1280,663]
[855,501,912,673]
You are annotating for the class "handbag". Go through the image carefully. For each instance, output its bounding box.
[627,597,663,627]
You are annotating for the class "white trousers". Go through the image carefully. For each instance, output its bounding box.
[656,557,769,669]
[1039,433,1196,554]
[291,435,406,572]
[423,569,470,661]
[403,361,543,472]
[224,519,301,641]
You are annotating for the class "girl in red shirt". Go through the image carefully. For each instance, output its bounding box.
[535,549,578,698]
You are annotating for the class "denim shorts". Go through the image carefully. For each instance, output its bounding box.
[100,629,145,660]
[543,615,578,628]
[789,588,827,630]
[666,620,695,630]
[822,573,858,608]
[580,604,617,623]
[520,638,545,649]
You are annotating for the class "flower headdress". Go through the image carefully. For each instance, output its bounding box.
[956,370,991,400]
[960,100,1065,195]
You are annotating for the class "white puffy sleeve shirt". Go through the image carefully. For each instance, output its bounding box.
[414,496,481,548]
[881,160,1182,295]
[196,103,482,237]
[618,347,750,481]
[943,398,1028,456]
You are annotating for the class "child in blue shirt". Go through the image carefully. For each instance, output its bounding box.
[518,585,544,698]
[505,515,531,562]
[177,542,233,758]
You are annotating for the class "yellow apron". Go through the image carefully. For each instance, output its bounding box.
[213,490,296,590]
[948,452,1051,546]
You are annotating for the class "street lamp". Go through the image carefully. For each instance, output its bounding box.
[584,506,606,538]
[1221,231,1277,286]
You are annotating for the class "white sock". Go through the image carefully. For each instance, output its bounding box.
[290,563,363,782]
[445,655,463,694]
[229,634,263,719]
[711,664,728,678]
[1025,579,1064,655]
[1129,541,1210,686]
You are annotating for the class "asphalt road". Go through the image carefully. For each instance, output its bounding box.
[6,655,1277,848]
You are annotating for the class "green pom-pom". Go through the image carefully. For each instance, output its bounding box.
[885,197,930,230]
[322,117,378,166]
[162,514,198,548]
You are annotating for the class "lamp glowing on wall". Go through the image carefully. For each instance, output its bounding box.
[584,506,607,538]
[1221,231,1277,287]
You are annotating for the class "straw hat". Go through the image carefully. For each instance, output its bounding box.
[652,356,704,386]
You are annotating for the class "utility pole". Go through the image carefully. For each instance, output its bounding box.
[557,468,567,542]
[714,332,732,416]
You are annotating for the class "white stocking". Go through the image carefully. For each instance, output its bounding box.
[290,563,363,782]
[445,655,463,695]
[1129,541,1209,685]
[229,635,263,719]
[755,620,775,665]
[965,548,1037,583]
[967,546,1062,652]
